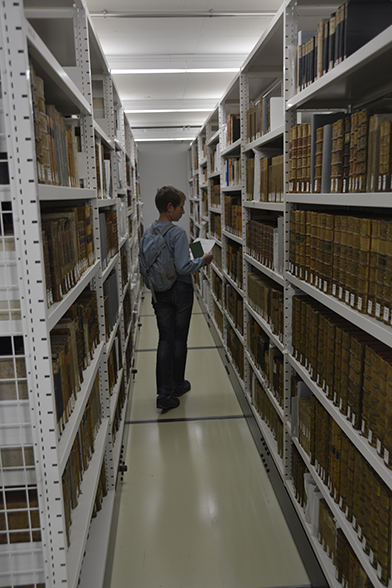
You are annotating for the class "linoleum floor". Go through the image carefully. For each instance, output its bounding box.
[105,291,311,588]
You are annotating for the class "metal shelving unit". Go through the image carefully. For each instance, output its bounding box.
[0,1,141,587]
[190,1,392,587]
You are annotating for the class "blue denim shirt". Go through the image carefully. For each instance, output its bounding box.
[152,220,205,284]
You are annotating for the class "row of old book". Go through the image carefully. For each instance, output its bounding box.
[95,142,112,198]
[30,63,80,188]
[292,295,392,469]
[103,270,119,341]
[291,446,376,588]
[42,205,95,307]
[226,241,243,288]
[253,374,284,459]
[297,0,392,92]
[51,290,100,438]
[210,180,221,208]
[99,208,119,270]
[201,191,208,217]
[224,195,242,237]
[224,157,241,187]
[211,271,223,306]
[108,330,122,397]
[214,300,224,336]
[297,393,391,586]
[227,324,244,380]
[62,375,103,546]
[246,155,284,203]
[210,211,222,240]
[210,144,220,174]
[245,217,284,275]
[226,113,240,146]
[248,326,283,409]
[226,283,244,335]
[289,109,392,194]
[247,272,284,342]
[289,211,392,326]
[246,95,283,145]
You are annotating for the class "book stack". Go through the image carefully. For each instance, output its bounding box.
[95,142,112,198]
[226,113,241,145]
[297,1,392,92]
[212,271,223,305]
[247,317,269,377]
[336,528,374,588]
[41,205,94,306]
[246,219,276,270]
[214,301,224,336]
[330,118,345,193]
[30,64,80,188]
[224,195,242,237]
[210,144,220,173]
[103,270,119,340]
[268,154,284,202]
[61,373,102,546]
[225,283,243,334]
[210,211,222,240]
[91,462,108,519]
[318,499,336,564]
[289,123,311,193]
[290,210,392,325]
[291,445,309,508]
[111,374,126,445]
[210,179,221,207]
[120,247,129,290]
[51,290,100,437]
[253,374,284,458]
[246,157,255,200]
[99,209,118,269]
[225,157,241,186]
[226,241,243,287]
[227,325,244,380]
[247,273,283,340]
[259,157,269,201]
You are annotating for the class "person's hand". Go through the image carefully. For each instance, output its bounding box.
[203,253,213,265]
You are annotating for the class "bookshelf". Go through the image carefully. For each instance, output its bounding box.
[0,1,141,587]
[190,1,392,587]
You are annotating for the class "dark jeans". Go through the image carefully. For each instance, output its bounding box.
[152,281,194,396]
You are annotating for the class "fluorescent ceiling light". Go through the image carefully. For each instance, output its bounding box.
[135,138,195,142]
[125,108,212,113]
[112,68,239,74]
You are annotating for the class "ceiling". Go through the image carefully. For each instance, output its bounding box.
[85,0,282,142]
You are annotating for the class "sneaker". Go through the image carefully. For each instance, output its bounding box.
[173,380,191,397]
[156,394,180,410]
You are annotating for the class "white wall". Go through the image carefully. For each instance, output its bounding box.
[138,142,191,237]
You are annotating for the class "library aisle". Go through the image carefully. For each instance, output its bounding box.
[104,290,310,588]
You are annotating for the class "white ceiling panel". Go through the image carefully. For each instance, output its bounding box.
[85,0,282,141]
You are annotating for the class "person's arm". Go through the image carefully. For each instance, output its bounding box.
[171,230,207,275]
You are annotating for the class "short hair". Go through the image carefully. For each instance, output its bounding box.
[155,185,186,213]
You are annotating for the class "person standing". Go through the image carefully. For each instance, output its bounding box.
[139,185,213,411]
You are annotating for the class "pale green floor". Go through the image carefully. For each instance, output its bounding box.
[106,291,311,588]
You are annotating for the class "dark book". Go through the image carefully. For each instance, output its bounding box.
[190,240,204,258]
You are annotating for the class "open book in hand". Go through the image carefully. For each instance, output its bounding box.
[189,238,215,259]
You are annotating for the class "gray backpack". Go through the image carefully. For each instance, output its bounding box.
[139,223,176,301]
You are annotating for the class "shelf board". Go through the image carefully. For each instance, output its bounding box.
[287,25,392,110]
[243,124,284,152]
[25,18,90,115]
[245,300,284,353]
[47,260,100,331]
[58,341,105,474]
[66,418,109,588]
[38,184,96,201]
[287,273,392,348]
[243,199,284,211]
[286,192,392,208]
[244,253,285,286]
[246,351,286,425]
[221,137,241,157]
[291,438,385,588]
[222,228,242,244]
[288,354,392,491]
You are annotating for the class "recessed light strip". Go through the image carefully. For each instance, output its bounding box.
[112,68,239,74]
[125,108,212,113]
